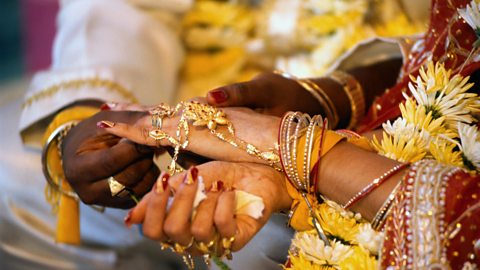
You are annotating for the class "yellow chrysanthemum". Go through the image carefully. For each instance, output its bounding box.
[399,98,454,138]
[429,139,464,168]
[408,62,479,128]
[291,232,353,268]
[338,246,378,270]
[285,252,338,270]
[315,203,359,244]
[372,132,427,163]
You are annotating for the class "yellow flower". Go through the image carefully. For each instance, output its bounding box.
[429,139,464,168]
[291,232,353,268]
[408,62,479,128]
[316,203,359,244]
[285,252,337,270]
[372,132,427,163]
[338,246,378,270]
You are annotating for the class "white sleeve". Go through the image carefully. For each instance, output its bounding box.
[19,0,184,145]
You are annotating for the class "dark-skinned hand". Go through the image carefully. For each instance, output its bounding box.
[206,72,324,117]
[62,110,159,208]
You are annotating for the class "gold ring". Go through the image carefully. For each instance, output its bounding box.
[195,239,215,254]
[173,237,195,254]
[107,176,128,197]
[221,235,236,260]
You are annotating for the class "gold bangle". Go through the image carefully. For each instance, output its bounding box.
[42,121,79,200]
[329,71,365,130]
[273,70,339,128]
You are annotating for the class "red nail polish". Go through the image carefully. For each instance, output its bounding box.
[160,174,170,193]
[209,180,224,192]
[124,210,133,227]
[209,89,228,103]
[96,121,115,128]
[185,167,198,185]
[100,104,110,111]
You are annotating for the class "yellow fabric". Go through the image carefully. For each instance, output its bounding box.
[287,130,345,231]
[42,106,99,244]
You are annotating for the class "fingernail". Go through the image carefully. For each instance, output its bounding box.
[184,167,198,185]
[209,180,224,192]
[124,210,133,227]
[100,102,116,111]
[208,89,228,103]
[97,120,115,128]
[155,173,170,194]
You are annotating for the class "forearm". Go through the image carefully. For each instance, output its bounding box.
[309,58,403,128]
[317,141,407,221]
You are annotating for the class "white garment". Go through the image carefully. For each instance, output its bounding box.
[4,0,292,269]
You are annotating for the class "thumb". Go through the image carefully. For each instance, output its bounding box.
[206,80,268,108]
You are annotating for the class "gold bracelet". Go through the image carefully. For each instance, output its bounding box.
[371,181,401,231]
[329,70,365,130]
[273,70,339,128]
[147,101,282,175]
[42,121,80,200]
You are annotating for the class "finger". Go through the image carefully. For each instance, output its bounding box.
[214,187,237,257]
[125,191,153,227]
[163,167,199,246]
[206,79,268,108]
[112,157,153,188]
[101,102,154,112]
[96,120,160,148]
[191,181,223,242]
[130,165,160,198]
[77,179,134,208]
[70,139,154,182]
[142,173,171,241]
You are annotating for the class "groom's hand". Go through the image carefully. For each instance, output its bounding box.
[62,110,159,208]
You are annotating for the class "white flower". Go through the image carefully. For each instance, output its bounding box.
[459,1,480,36]
[407,62,478,128]
[292,232,353,266]
[355,224,383,255]
[457,122,480,170]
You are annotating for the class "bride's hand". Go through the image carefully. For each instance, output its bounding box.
[125,162,291,255]
[98,102,281,165]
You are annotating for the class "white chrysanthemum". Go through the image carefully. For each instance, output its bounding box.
[459,1,480,37]
[458,122,480,171]
[355,224,383,255]
[407,62,478,128]
[292,232,353,266]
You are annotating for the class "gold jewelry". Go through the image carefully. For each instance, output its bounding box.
[196,239,216,254]
[371,181,401,231]
[279,112,330,245]
[221,236,236,260]
[107,176,128,197]
[273,70,339,128]
[42,121,80,200]
[329,70,365,129]
[173,237,195,254]
[147,101,281,175]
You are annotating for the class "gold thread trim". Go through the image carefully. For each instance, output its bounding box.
[23,78,138,109]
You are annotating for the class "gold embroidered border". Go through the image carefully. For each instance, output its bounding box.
[22,78,138,109]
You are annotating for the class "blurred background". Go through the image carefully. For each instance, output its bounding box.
[0,0,57,92]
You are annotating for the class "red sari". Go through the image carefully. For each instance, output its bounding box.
[358,1,480,268]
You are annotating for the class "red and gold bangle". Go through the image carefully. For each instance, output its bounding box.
[343,163,409,209]
[329,70,365,130]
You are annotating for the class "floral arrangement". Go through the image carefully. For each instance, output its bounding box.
[286,60,480,269]
[372,62,480,171]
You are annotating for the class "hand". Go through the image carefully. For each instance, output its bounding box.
[126,162,292,256]
[62,110,159,208]
[206,72,323,116]
[99,105,281,165]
